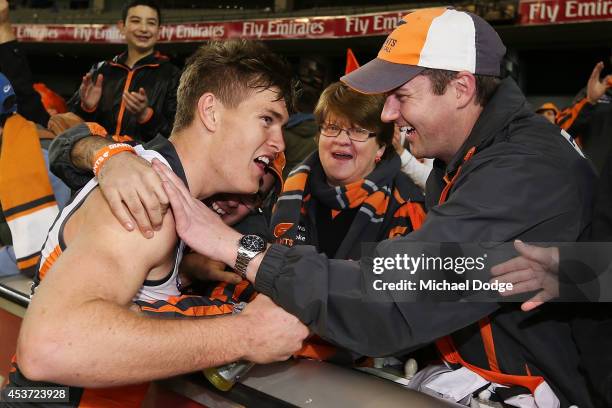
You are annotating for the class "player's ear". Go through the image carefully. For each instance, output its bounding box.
[197,92,217,132]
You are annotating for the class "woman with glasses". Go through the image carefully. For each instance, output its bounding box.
[271,81,426,262]
[269,81,426,361]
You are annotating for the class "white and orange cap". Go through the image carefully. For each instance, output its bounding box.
[341,7,506,94]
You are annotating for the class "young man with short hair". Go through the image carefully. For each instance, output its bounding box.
[5,39,308,408]
[67,0,180,142]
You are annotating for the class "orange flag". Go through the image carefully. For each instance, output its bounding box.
[345,48,360,74]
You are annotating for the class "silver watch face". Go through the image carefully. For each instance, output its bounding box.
[240,234,266,252]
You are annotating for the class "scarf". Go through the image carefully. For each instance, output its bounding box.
[0,114,59,277]
[271,151,425,260]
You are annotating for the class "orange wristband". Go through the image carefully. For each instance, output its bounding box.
[92,143,136,177]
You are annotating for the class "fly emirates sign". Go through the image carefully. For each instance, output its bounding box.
[13,10,408,43]
[519,0,612,24]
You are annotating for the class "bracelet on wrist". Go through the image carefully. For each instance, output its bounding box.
[92,143,136,177]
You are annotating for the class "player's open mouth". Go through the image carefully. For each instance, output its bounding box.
[211,202,226,216]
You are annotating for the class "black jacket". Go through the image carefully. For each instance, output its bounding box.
[67,51,180,142]
[566,88,612,171]
[254,79,597,407]
[0,40,49,127]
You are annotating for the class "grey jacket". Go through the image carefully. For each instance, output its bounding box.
[254,79,598,407]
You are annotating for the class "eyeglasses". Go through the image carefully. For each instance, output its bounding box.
[319,123,377,142]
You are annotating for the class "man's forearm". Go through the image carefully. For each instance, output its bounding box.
[19,299,250,387]
[71,136,113,171]
[246,247,267,283]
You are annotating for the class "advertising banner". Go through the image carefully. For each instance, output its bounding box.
[13,10,411,43]
[519,0,612,25]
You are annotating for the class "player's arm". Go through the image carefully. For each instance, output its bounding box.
[16,189,306,387]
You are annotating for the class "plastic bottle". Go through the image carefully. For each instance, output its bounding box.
[203,302,254,391]
[203,360,255,391]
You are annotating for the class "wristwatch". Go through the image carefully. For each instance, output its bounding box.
[234,234,267,279]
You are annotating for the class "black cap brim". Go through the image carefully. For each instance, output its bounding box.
[341,58,425,94]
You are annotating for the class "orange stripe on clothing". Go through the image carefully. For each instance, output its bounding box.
[388,226,408,238]
[435,335,544,394]
[365,191,388,215]
[556,97,589,131]
[0,115,54,209]
[112,134,134,143]
[270,153,286,191]
[17,255,40,270]
[39,245,62,280]
[479,317,500,373]
[388,202,426,237]
[231,280,251,302]
[114,70,135,136]
[210,282,229,303]
[85,122,108,137]
[109,62,160,136]
[439,147,476,205]
[284,172,309,192]
[140,301,234,317]
[294,340,338,361]
[344,183,368,207]
[4,201,57,222]
[431,144,548,393]
[393,188,406,205]
[405,202,426,230]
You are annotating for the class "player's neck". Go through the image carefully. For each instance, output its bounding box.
[169,133,217,200]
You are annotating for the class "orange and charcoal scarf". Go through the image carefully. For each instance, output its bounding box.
[271,151,426,260]
[0,114,58,277]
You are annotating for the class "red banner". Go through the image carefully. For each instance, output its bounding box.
[519,0,612,25]
[14,10,411,43]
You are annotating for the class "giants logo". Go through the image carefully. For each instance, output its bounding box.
[382,37,397,53]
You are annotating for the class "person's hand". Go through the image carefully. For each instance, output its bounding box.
[587,62,612,104]
[490,240,560,312]
[238,294,309,364]
[392,125,405,155]
[79,72,103,111]
[0,0,9,24]
[47,112,84,136]
[123,87,150,122]
[0,0,15,43]
[151,158,241,263]
[180,253,242,285]
[97,153,169,238]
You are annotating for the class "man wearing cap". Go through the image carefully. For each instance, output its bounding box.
[51,8,598,406]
